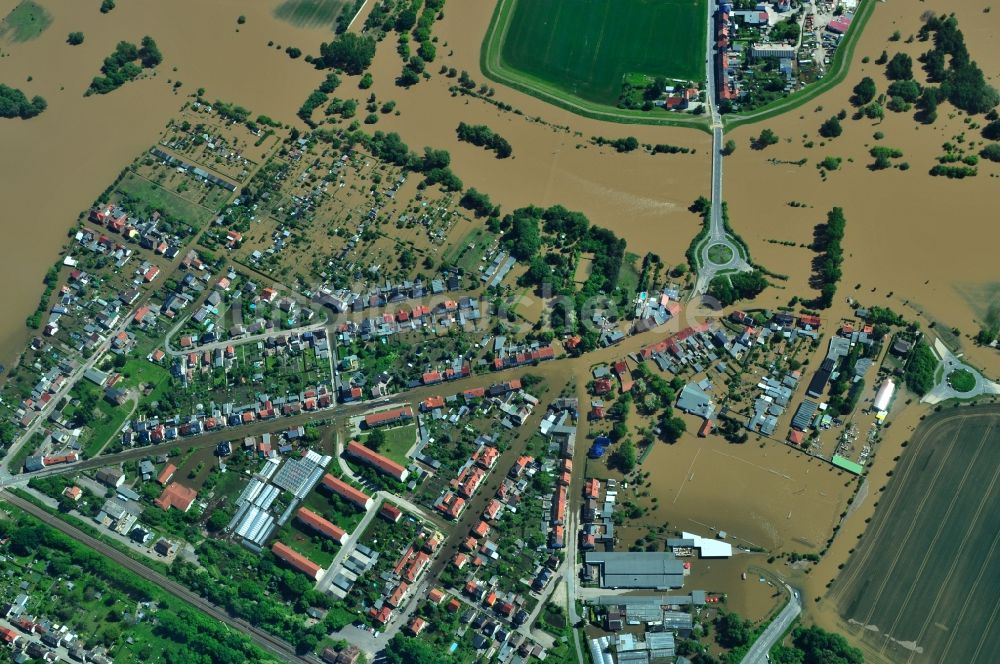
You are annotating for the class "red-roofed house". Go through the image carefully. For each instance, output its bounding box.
[483,498,503,521]
[788,430,805,445]
[472,445,499,469]
[154,482,197,512]
[272,542,322,580]
[408,617,427,636]
[380,502,403,523]
[157,463,177,486]
[369,606,393,625]
[321,474,373,510]
[363,406,413,428]
[345,440,409,482]
[297,507,349,545]
[387,582,410,608]
[421,395,446,411]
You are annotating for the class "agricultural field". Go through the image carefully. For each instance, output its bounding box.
[0,1,50,42]
[495,0,708,105]
[830,406,1000,664]
[274,0,353,28]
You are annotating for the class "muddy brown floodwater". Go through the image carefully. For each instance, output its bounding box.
[724,0,1000,379]
[0,0,334,367]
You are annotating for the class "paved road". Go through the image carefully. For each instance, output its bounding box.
[741,584,802,664]
[693,0,751,296]
[0,489,317,663]
[921,337,1000,404]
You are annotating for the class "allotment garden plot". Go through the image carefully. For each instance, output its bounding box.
[830,406,1000,664]
[228,144,467,291]
[498,0,708,105]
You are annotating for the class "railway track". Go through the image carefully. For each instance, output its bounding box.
[0,490,316,664]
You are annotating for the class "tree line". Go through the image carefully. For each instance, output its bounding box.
[456,122,512,158]
[809,207,846,308]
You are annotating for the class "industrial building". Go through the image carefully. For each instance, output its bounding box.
[583,552,686,589]
[667,532,732,558]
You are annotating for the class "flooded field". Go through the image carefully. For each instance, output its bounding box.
[723,0,1000,378]
[635,426,855,554]
[0,0,332,366]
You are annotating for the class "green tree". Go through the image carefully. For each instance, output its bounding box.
[659,414,687,443]
[384,635,452,664]
[611,439,637,473]
[67,31,85,45]
[319,33,376,75]
[819,116,843,138]
[722,138,737,155]
[752,128,780,149]
[0,84,47,119]
[100,0,115,13]
[365,428,386,451]
[887,79,921,103]
[139,36,162,68]
[886,52,913,80]
[980,143,1000,162]
[714,611,753,648]
[904,341,939,395]
[851,76,877,105]
[983,120,1000,140]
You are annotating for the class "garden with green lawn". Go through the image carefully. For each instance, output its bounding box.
[358,423,416,466]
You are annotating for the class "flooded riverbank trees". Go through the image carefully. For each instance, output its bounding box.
[86,37,163,95]
[808,207,846,309]
[0,83,46,119]
[455,122,512,158]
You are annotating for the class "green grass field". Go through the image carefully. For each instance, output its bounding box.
[358,423,416,466]
[830,406,1000,664]
[0,1,52,42]
[116,171,215,230]
[274,0,351,28]
[498,0,707,105]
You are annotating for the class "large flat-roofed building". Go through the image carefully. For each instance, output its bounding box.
[584,552,686,589]
[750,43,795,59]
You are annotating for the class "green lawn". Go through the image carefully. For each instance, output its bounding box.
[498,0,707,105]
[274,0,351,27]
[300,488,366,533]
[358,423,416,466]
[948,369,976,393]
[120,358,172,405]
[0,1,52,42]
[274,519,338,568]
[83,398,133,458]
[115,171,215,231]
[708,243,734,265]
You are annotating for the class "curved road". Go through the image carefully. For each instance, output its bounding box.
[741,583,803,664]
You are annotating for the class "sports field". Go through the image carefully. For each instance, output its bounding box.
[829,406,1000,664]
[497,0,707,105]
